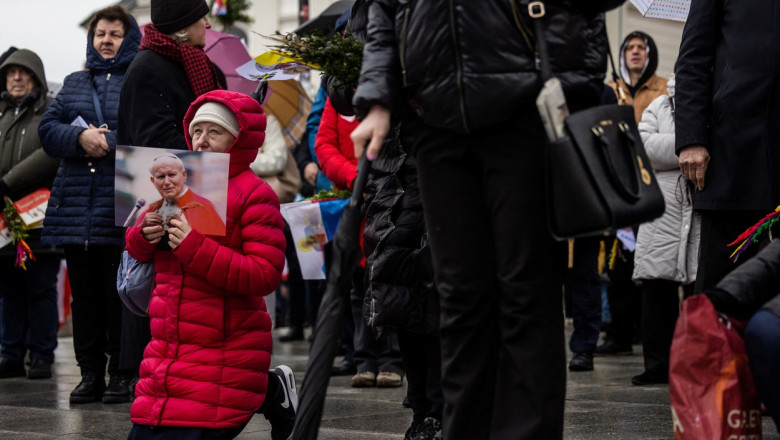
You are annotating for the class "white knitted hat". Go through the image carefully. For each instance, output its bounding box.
[189,102,240,138]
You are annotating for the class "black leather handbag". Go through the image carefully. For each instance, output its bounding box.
[530,1,665,239]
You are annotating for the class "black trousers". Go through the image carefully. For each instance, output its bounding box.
[639,279,680,375]
[398,328,443,423]
[412,115,567,440]
[604,246,641,346]
[65,245,123,375]
[567,237,603,354]
[695,209,767,293]
[639,280,695,375]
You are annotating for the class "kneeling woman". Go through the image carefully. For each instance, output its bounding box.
[126,90,297,440]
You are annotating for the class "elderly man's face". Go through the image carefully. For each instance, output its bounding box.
[5,65,36,102]
[150,162,187,200]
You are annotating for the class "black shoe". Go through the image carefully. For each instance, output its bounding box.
[0,357,26,378]
[631,370,668,386]
[264,365,298,440]
[278,327,305,342]
[27,358,52,379]
[595,339,633,356]
[568,352,594,371]
[404,420,424,440]
[330,360,356,376]
[69,370,106,404]
[409,417,442,440]
[102,374,133,404]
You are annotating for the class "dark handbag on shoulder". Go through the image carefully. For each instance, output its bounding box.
[530,1,665,239]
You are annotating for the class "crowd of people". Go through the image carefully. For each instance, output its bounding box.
[1,0,780,439]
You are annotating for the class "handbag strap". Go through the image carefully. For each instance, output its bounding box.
[91,81,106,128]
[529,1,627,102]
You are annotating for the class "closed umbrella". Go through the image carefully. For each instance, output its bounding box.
[629,0,690,22]
[292,157,371,440]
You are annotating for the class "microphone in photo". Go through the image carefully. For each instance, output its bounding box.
[123,198,146,227]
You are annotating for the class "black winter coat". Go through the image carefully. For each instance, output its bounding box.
[675,0,780,211]
[39,16,141,248]
[353,0,624,133]
[362,123,438,334]
[707,238,780,320]
[118,49,194,151]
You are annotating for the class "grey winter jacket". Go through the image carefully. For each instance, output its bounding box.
[633,93,700,284]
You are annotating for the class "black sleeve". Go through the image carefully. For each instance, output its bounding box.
[707,239,780,319]
[352,0,404,119]
[117,65,188,150]
[673,0,723,154]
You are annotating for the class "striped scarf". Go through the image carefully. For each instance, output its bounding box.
[140,24,220,97]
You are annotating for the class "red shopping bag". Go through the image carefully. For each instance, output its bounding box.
[669,295,762,439]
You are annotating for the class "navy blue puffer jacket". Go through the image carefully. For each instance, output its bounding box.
[39,15,141,248]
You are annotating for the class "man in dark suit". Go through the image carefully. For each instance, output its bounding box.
[676,0,780,292]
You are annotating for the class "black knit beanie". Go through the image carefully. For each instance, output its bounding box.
[151,0,209,34]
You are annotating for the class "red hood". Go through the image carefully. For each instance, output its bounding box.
[183,90,266,177]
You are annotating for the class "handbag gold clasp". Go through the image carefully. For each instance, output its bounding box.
[528,1,545,18]
[591,126,604,137]
[637,156,652,185]
[618,121,629,133]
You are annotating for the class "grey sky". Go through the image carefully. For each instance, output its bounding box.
[1,0,118,85]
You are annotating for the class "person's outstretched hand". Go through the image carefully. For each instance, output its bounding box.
[351,105,391,161]
[679,145,710,191]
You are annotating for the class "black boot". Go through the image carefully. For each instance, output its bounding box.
[27,358,52,379]
[0,357,26,378]
[102,374,133,404]
[70,370,106,404]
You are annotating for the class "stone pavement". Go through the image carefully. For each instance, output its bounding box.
[0,326,778,440]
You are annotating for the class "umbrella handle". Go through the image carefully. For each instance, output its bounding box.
[251,80,269,104]
[349,155,371,209]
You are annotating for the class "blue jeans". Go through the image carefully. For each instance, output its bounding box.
[744,309,780,430]
[0,255,61,363]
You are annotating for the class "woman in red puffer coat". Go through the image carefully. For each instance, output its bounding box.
[125,90,297,440]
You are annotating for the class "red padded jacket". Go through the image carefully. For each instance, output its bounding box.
[314,98,359,190]
[126,90,286,428]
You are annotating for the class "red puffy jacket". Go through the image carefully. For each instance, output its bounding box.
[314,98,359,190]
[126,90,286,428]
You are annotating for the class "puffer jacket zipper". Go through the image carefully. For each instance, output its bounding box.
[447,0,470,132]
[510,0,535,53]
[399,7,411,80]
[18,128,26,161]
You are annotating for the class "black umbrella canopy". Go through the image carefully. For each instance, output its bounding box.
[295,0,355,36]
